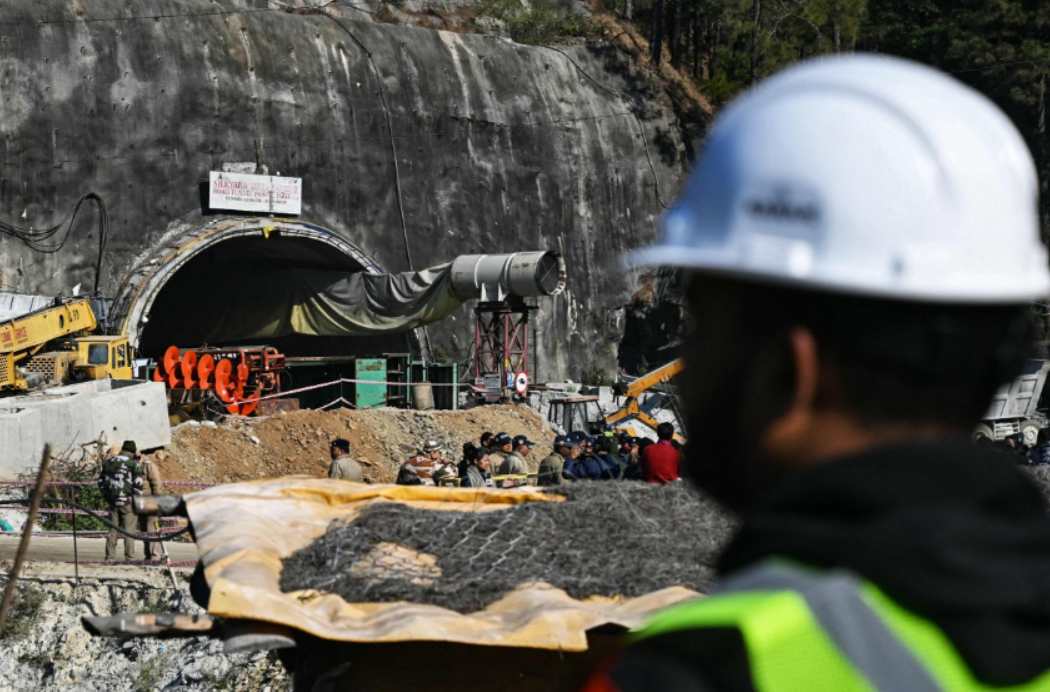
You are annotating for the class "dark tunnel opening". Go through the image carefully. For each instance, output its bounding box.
[138,235,414,359]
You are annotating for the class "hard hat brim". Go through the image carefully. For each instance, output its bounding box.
[628,245,1050,305]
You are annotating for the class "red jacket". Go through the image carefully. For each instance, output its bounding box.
[641,441,680,484]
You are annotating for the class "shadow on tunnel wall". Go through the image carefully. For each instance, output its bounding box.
[616,268,685,376]
[137,233,414,359]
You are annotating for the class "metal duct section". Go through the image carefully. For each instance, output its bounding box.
[450,252,566,302]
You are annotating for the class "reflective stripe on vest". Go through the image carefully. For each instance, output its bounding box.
[719,562,942,692]
[637,561,1050,692]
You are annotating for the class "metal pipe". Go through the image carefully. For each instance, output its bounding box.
[134,495,187,517]
[450,252,566,302]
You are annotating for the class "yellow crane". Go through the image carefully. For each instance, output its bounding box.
[0,298,134,392]
[606,359,686,443]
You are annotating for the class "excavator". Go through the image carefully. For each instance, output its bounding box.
[606,359,685,442]
[547,359,686,443]
[0,298,133,393]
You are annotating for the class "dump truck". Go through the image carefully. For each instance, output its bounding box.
[976,359,1050,444]
[0,297,133,392]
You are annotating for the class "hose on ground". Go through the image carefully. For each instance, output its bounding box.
[4,497,191,542]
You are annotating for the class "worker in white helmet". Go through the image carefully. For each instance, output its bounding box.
[582,55,1050,692]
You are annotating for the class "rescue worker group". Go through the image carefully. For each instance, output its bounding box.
[97,425,683,561]
[98,52,1050,690]
[332,423,682,487]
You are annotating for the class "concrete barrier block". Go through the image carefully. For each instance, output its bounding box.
[0,408,43,479]
[89,380,171,451]
[0,391,93,451]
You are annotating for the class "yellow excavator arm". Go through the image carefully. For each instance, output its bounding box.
[605,359,686,443]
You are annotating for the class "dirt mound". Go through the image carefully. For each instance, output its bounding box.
[147,405,557,486]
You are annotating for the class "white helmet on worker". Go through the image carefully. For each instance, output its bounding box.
[633,54,1050,303]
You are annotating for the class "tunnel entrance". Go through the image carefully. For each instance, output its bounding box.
[113,218,415,359]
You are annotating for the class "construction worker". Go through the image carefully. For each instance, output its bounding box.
[461,447,492,489]
[495,434,533,487]
[488,432,513,469]
[397,440,457,486]
[583,55,1050,691]
[640,422,680,484]
[593,436,622,480]
[98,440,143,562]
[497,434,533,475]
[569,437,606,481]
[537,435,573,486]
[328,438,364,482]
[138,452,164,562]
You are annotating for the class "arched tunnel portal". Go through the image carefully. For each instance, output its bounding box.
[111,218,417,359]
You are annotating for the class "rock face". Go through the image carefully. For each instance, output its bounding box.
[0,0,700,380]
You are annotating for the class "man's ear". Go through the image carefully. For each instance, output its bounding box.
[761,327,821,456]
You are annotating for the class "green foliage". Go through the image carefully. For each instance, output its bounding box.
[431,344,451,363]
[137,591,175,615]
[18,648,52,669]
[1,585,46,642]
[581,363,616,386]
[621,0,1050,232]
[40,471,107,533]
[135,650,175,691]
[476,0,601,44]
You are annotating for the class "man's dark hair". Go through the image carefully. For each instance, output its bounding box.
[480,432,493,446]
[331,439,351,453]
[687,275,1032,430]
[656,423,675,441]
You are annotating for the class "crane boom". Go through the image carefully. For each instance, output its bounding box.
[605,359,686,443]
[0,298,99,390]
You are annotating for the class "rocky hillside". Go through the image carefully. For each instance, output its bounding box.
[0,0,708,381]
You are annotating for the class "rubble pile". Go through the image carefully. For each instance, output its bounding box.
[0,575,288,691]
[279,483,735,613]
[148,405,558,485]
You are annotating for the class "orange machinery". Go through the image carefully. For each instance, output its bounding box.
[152,345,286,416]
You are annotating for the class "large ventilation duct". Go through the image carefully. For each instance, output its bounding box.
[450,252,566,302]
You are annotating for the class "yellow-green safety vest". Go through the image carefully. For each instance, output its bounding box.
[636,561,1050,692]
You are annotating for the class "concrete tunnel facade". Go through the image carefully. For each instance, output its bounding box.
[109,216,414,358]
[0,0,700,379]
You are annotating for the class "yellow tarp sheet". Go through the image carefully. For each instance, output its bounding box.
[185,478,702,651]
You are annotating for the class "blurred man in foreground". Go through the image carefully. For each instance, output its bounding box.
[584,55,1050,691]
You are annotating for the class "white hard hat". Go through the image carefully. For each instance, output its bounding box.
[633,54,1050,303]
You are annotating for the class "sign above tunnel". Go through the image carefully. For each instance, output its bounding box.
[209,171,302,215]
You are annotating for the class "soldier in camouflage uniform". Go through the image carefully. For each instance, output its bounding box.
[98,440,143,561]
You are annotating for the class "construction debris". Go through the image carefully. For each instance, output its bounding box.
[279,483,734,613]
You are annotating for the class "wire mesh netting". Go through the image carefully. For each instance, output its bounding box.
[279,483,735,613]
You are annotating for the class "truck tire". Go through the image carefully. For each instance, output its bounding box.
[972,423,994,441]
[1021,419,1043,447]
